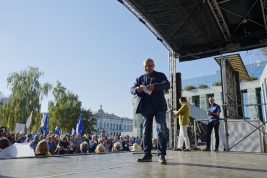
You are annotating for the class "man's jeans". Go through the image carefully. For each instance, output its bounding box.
[141,111,167,157]
[207,122,220,149]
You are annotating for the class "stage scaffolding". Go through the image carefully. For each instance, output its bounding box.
[119,0,267,150]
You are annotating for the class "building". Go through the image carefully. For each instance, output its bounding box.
[182,61,267,123]
[92,105,133,136]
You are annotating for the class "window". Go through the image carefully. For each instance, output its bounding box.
[241,90,250,119]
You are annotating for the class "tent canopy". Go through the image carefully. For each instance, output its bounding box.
[126,0,267,61]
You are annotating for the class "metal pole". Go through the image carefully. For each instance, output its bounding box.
[221,56,230,151]
[194,120,197,146]
[168,51,173,149]
[173,53,177,148]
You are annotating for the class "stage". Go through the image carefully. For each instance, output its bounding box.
[0,150,266,178]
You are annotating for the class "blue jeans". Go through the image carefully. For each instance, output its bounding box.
[141,111,167,157]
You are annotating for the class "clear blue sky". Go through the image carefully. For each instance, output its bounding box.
[0,0,263,119]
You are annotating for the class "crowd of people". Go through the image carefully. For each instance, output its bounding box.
[0,128,159,157]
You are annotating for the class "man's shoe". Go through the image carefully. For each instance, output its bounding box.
[172,148,183,151]
[158,155,167,165]
[137,155,152,162]
[183,149,191,151]
[214,148,219,152]
[202,147,211,151]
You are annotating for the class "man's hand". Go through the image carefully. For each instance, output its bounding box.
[146,84,155,91]
[207,111,211,115]
[136,86,143,93]
[172,110,179,118]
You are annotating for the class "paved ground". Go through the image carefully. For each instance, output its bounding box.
[0,150,267,178]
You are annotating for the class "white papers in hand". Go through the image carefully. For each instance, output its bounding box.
[140,85,152,95]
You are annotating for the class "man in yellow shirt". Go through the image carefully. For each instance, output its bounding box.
[172,97,191,151]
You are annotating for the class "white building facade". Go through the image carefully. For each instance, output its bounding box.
[92,105,133,136]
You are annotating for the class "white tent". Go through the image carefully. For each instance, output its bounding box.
[0,143,35,158]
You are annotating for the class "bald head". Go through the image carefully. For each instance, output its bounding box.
[143,58,155,76]
[208,97,215,105]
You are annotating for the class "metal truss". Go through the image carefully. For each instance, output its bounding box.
[207,0,231,41]
[168,52,177,149]
[260,0,267,31]
[118,0,174,52]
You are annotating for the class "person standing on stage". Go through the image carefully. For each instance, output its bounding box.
[131,58,170,164]
[172,97,191,151]
[203,97,221,151]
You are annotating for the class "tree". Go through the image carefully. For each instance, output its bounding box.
[212,82,222,86]
[198,84,208,89]
[0,67,52,132]
[48,81,97,135]
[184,85,196,91]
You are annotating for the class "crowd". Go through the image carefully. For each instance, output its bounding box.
[0,127,158,157]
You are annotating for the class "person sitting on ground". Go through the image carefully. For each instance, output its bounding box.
[129,143,142,152]
[48,136,56,155]
[89,135,98,153]
[95,143,105,153]
[74,133,84,154]
[57,135,69,155]
[16,132,25,143]
[152,138,157,150]
[67,137,74,154]
[113,142,121,152]
[0,137,11,152]
[35,140,50,156]
[135,136,140,145]
[30,135,40,151]
[80,142,88,154]
[25,134,33,143]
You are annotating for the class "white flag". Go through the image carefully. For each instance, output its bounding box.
[26,112,32,128]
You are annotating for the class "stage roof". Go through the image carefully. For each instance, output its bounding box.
[214,54,250,80]
[122,0,267,62]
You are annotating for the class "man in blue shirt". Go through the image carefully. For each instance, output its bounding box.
[131,58,170,164]
[203,97,221,151]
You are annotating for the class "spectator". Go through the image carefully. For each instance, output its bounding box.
[95,143,105,153]
[74,133,84,153]
[119,136,125,151]
[17,132,25,143]
[135,136,140,145]
[30,135,40,151]
[68,137,74,154]
[25,134,33,143]
[0,137,11,151]
[113,142,121,152]
[47,137,56,155]
[80,142,88,154]
[56,136,69,155]
[152,138,157,150]
[35,140,50,156]
[89,135,98,153]
[129,143,142,152]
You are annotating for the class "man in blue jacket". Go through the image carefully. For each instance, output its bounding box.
[131,58,170,164]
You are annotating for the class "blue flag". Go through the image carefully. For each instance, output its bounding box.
[55,125,60,135]
[41,113,48,128]
[76,115,83,134]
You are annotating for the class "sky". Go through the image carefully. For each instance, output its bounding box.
[0,0,264,119]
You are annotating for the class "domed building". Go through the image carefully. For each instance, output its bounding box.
[92,105,133,136]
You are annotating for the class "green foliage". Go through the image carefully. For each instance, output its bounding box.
[198,84,208,89]
[184,85,196,91]
[0,67,52,133]
[212,82,222,86]
[48,81,97,135]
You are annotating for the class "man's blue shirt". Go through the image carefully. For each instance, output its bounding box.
[208,103,221,124]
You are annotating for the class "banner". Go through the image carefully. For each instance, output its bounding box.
[15,123,25,134]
